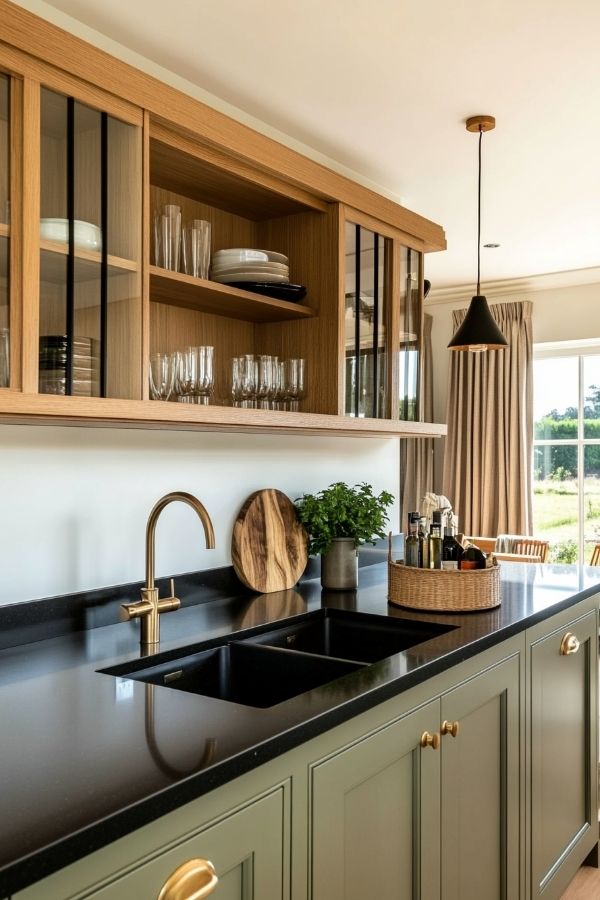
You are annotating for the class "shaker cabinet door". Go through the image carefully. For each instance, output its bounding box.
[311,698,441,900]
[81,786,287,900]
[529,608,598,899]
[440,652,522,900]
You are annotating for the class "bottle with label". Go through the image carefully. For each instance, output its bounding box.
[459,543,487,570]
[428,510,443,569]
[405,512,420,568]
[442,524,462,570]
[418,516,430,569]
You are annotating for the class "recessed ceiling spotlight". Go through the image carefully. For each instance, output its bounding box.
[483,243,501,248]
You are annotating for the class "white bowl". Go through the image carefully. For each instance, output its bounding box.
[40,218,102,251]
[213,248,288,265]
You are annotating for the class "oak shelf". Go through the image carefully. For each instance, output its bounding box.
[40,240,138,283]
[149,266,317,323]
[0,392,447,439]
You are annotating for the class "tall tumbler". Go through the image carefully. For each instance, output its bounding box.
[182,220,211,279]
[284,358,306,412]
[160,204,181,272]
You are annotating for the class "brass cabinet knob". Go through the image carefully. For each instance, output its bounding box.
[560,632,580,655]
[420,731,440,750]
[441,719,460,738]
[158,858,218,900]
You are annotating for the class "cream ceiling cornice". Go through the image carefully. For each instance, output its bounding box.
[426,267,600,306]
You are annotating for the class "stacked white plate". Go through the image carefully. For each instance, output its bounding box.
[211,248,289,284]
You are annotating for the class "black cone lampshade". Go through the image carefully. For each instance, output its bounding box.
[448,115,508,352]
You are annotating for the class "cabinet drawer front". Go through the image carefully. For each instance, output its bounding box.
[530,608,598,897]
[75,788,286,900]
[440,653,521,900]
[310,699,440,900]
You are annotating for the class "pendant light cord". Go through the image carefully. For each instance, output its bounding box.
[477,126,482,296]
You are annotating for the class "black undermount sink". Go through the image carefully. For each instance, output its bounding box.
[101,608,456,708]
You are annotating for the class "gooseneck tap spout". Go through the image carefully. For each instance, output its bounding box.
[123,491,215,646]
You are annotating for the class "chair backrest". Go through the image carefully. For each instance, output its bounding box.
[590,544,600,567]
[495,552,542,564]
[513,539,549,562]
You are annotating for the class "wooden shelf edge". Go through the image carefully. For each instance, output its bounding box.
[40,239,139,272]
[0,223,8,238]
[0,393,447,439]
[150,266,317,323]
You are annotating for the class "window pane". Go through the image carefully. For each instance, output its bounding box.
[533,444,579,561]
[583,355,600,439]
[534,357,578,439]
[584,445,600,563]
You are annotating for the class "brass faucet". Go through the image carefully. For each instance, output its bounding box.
[122,491,215,646]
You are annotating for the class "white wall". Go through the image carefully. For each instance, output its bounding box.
[428,279,600,487]
[0,426,400,605]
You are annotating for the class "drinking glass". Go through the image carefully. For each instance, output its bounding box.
[0,328,9,388]
[148,352,175,401]
[194,345,214,398]
[174,348,197,401]
[284,358,306,412]
[182,220,211,279]
[160,204,181,271]
[231,354,256,407]
[256,354,274,409]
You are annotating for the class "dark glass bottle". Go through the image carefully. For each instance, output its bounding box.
[428,510,443,569]
[459,544,487,570]
[405,513,420,568]
[442,526,462,570]
[418,516,430,569]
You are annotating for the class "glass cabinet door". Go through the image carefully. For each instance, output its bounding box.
[344,220,423,420]
[398,246,422,421]
[39,88,141,399]
[344,221,390,418]
[0,73,10,388]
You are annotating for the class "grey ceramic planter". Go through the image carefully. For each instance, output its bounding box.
[321,538,359,590]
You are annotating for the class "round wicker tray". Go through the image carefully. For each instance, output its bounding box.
[388,559,501,612]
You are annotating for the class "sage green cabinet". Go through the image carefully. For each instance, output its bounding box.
[311,699,441,900]
[13,784,289,900]
[310,648,522,900]
[528,606,598,900]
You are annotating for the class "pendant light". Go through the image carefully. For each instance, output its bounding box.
[448,115,508,352]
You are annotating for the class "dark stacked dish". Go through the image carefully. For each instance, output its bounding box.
[39,335,99,396]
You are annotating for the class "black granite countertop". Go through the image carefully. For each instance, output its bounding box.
[1,561,599,896]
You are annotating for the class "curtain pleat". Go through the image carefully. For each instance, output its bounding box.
[400,314,434,527]
[442,301,533,536]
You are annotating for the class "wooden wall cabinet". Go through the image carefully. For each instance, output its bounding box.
[0,1,447,439]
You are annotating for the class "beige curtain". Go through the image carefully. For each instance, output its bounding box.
[442,300,533,537]
[400,314,434,528]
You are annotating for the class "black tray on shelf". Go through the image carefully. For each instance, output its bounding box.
[223,281,307,302]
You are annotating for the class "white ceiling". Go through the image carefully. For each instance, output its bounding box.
[38,0,600,290]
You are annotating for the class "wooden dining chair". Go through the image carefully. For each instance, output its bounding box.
[590,544,600,566]
[512,539,549,563]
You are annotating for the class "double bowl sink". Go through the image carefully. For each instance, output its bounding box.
[102,608,455,708]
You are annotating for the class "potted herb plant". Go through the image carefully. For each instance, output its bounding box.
[295,482,394,589]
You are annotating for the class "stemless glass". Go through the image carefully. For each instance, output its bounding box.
[231,354,256,407]
[174,348,197,402]
[195,345,214,399]
[160,204,181,271]
[284,358,306,412]
[182,220,211,279]
[256,355,274,409]
[148,352,175,401]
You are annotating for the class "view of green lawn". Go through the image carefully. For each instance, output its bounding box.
[533,476,600,563]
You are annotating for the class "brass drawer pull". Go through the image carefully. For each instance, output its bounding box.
[441,719,460,738]
[158,858,218,900]
[560,632,580,655]
[420,731,440,750]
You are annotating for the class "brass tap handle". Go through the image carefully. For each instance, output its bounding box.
[158,858,218,900]
[560,632,580,655]
[121,598,154,621]
[441,720,460,738]
[420,731,440,750]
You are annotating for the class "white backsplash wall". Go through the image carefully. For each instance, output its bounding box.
[0,425,400,605]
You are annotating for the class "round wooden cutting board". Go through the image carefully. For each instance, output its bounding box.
[232,489,308,593]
